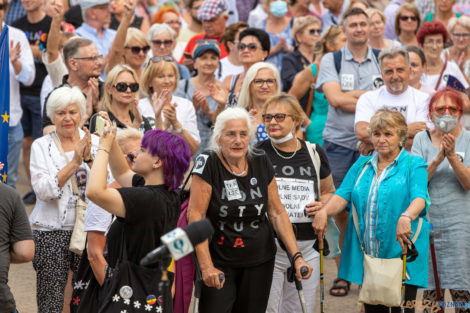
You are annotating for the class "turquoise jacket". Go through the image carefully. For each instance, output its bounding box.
[336,150,430,288]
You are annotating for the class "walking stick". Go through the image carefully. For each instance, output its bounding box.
[429,224,444,313]
[192,254,202,313]
[401,245,407,313]
[319,235,325,313]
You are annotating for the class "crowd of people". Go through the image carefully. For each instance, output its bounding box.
[0,0,469,312]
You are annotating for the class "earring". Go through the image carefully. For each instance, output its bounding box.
[152,165,157,169]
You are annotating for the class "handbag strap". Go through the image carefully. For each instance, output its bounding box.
[50,131,80,197]
[434,57,448,91]
[350,163,370,253]
[305,141,321,201]
[304,64,318,118]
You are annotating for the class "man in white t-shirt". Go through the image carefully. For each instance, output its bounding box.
[355,45,431,154]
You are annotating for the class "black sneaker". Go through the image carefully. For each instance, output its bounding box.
[22,191,36,205]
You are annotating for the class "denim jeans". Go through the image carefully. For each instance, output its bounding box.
[323,140,360,188]
[7,123,23,188]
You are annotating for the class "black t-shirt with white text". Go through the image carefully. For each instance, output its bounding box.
[192,151,276,267]
[106,175,180,267]
[258,140,331,240]
[12,15,52,96]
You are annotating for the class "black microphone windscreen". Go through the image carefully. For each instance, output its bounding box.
[183,218,214,246]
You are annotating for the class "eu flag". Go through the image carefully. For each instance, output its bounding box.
[0,25,10,183]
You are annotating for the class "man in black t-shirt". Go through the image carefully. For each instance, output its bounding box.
[12,0,52,205]
[0,181,34,312]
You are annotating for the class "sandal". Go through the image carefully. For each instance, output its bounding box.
[329,277,351,297]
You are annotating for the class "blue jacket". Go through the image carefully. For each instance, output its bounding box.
[336,150,430,288]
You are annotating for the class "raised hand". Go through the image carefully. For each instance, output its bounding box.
[209,83,227,105]
[9,41,21,64]
[132,98,143,129]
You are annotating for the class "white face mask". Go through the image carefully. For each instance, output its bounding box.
[270,131,294,144]
[434,114,458,133]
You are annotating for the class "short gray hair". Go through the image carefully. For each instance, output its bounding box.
[46,86,86,122]
[209,107,256,157]
[116,128,143,149]
[148,23,176,41]
[378,45,409,67]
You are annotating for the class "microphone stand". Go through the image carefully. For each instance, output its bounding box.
[158,256,173,313]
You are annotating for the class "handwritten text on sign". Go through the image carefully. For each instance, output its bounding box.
[276,177,315,223]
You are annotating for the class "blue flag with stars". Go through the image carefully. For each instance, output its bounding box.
[0,25,10,184]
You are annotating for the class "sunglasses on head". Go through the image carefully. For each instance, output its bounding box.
[238,43,258,52]
[148,55,174,64]
[151,39,173,46]
[399,15,417,22]
[126,45,150,54]
[113,82,139,93]
[262,113,291,123]
[309,28,322,35]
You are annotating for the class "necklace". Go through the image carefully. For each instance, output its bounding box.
[270,138,299,160]
[220,152,247,177]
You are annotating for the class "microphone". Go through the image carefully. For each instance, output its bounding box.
[140,218,214,266]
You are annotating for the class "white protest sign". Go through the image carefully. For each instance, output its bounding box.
[276,177,315,223]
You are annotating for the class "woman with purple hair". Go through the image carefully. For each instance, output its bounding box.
[86,118,191,307]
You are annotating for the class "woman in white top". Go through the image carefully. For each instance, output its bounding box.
[443,16,470,79]
[139,56,200,155]
[29,86,97,313]
[417,21,470,92]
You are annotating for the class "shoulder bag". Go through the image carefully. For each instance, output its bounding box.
[351,163,423,307]
[51,131,87,255]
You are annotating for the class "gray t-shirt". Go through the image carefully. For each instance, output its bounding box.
[316,46,381,150]
[0,183,33,312]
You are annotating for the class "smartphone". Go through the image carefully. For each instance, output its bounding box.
[95,116,106,136]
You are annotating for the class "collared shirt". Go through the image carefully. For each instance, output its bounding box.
[4,24,36,126]
[364,150,403,256]
[321,0,349,31]
[316,45,381,150]
[4,0,26,25]
[74,23,116,57]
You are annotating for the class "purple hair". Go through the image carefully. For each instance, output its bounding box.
[141,130,191,191]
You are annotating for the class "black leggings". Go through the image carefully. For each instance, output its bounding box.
[199,258,275,313]
[364,284,418,313]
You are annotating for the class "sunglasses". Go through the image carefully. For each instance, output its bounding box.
[124,148,142,163]
[309,28,322,35]
[151,39,173,46]
[73,55,103,61]
[432,105,461,115]
[399,15,417,22]
[126,45,150,54]
[149,55,174,64]
[113,82,139,92]
[238,43,259,52]
[253,78,276,87]
[262,113,291,123]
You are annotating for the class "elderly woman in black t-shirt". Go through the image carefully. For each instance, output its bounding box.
[86,121,191,307]
[187,107,312,313]
[258,94,336,313]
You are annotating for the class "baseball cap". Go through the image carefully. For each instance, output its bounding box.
[193,40,220,59]
[197,0,228,21]
[80,0,110,11]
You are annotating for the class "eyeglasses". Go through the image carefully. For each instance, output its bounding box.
[399,15,418,22]
[166,20,182,26]
[451,32,470,38]
[126,46,150,54]
[238,43,259,52]
[253,78,276,87]
[148,55,174,65]
[151,39,174,47]
[432,105,461,115]
[423,39,444,47]
[309,28,322,35]
[262,113,292,123]
[113,82,139,92]
[73,55,103,61]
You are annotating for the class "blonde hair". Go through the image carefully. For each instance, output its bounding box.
[141,59,178,95]
[116,127,143,149]
[448,15,470,33]
[125,27,151,48]
[291,15,322,44]
[237,62,281,111]
[314,25,344,58]
[99,64,139,113]
[367,109,408,147]
[365,8,386,23]
[261,93,305,131]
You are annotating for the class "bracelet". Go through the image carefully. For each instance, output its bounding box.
[292,251,303,263]
[400,213,413,221]
[98,147,109,154]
